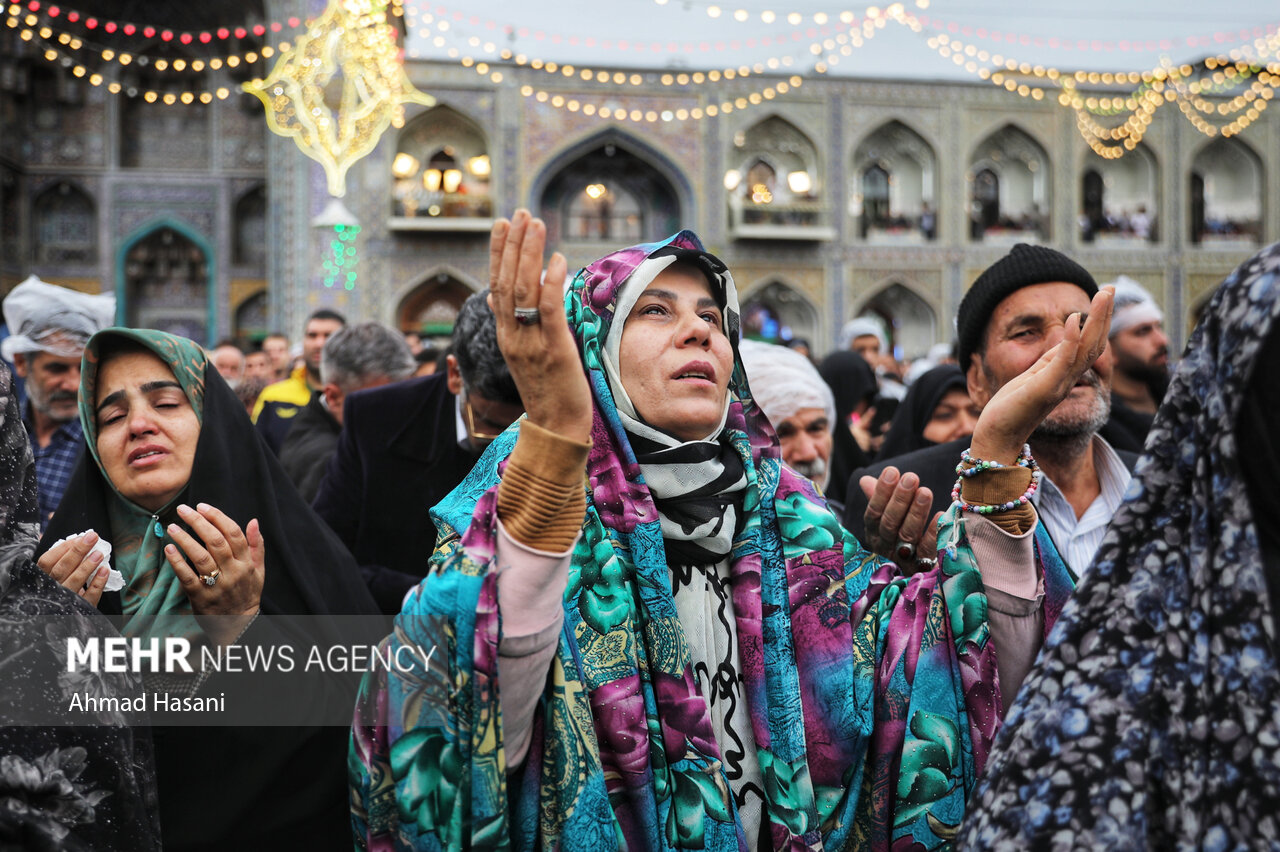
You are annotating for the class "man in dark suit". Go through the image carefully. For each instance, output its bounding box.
[844,244,1137,579]
[312,291,524,612]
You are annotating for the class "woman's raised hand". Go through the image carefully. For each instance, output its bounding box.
[37,532,109,607]
[164,502,264,645]
[971,285,1115,464]
[487,210,593,444]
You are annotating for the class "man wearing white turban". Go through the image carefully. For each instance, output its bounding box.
[738,339,837,495]
[1105,276,1169,443]
[836,316,887,363]
[1,276,115,529]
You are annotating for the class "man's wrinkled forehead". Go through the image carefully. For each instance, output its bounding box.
[985,282,1092,341]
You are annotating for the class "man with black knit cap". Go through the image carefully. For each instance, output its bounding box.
[844,243,1136,578]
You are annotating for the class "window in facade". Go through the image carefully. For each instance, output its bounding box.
[124,227,209,343]
[539,141,680,245]
[1079,143,1159,244]
[233,185,267,267]
[852,121,938,243]
[726,116,826,235]
[968,126,1050,243]
[33,182,97,265]
[119,62,210,169]
[1190,138,1263,247]
[392,106,492,222]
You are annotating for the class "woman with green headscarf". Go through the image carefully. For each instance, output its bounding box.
[39,328,380,852]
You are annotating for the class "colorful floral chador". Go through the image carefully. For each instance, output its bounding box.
[349,232,1074,851]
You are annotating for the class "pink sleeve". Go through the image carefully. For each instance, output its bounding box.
[495,518,575,766]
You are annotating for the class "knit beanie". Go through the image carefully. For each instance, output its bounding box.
[956,243,1097,370]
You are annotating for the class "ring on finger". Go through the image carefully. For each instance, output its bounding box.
[513,306,541,326]
[913,556,937,571]
[894,540,916,563]
[201,569,221,587]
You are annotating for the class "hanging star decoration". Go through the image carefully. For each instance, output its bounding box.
[243,0,434,197]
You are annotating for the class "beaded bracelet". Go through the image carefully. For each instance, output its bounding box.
[950,473,1040,514]
[950,444,1041,514]
[954,444,1038,478]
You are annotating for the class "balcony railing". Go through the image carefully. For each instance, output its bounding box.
[728,198,835,241]
[390,193,494,232]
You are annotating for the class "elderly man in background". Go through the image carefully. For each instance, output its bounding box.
[313,290,524,612]
[738,338,839,503]
[846,243,1138,579]
[279,322,416,502]
[1104,276,1170,445]
[210,339,246,389]
[1,276,114,530]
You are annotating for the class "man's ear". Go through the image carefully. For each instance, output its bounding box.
[966,357,992,410]
[322,383,343,415]
[445,354,463,396]
[11,353,28,379]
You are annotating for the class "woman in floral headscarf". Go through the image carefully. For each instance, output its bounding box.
[350,211,1113,851]
[959,242,1280,849]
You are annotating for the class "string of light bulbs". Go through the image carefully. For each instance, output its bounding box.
[12,15,286,74]
[7,15,293,103]
[922,27,1280,155]
[5,0,302,44]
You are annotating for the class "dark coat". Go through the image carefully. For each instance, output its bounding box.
[312,373,482,613]
[842,433,1139,546]
[279,394,340,504]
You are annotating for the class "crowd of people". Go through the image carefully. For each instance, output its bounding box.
[1,205,1277,851]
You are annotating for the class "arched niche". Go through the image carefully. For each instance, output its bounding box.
[537,135,682,245]
[396,273,476,339]
[1079,143,1159,245]
[121,224,212,343]
[33,181,97,265]
[119,53,209,169]
[1190,137,1263,247]
[968,125,1050,244]
[852,120,938,243]
[233,185,267,267]
[234,290,268,340]
[740,280,820,345]
[391,104,492,225]
[726,115,828,237]
[856,282,937,360]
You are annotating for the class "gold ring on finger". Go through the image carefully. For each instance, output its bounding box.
[201,569,221,587]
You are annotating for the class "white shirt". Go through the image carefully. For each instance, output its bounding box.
[1032,436,1130,578]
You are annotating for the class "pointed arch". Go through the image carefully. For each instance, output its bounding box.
[1079,141,1159,244]
[32,180,97,265]
[234,290,269,340]
[533,130,688,245]
[853,280,938,360]
[233,184,267,266]
[852,119,938,242]
[968,123,1051,243]
[394,266,484,337]
[1189,136,1263,246]
[739,278,820,344]
[116,217,216,344]
[393,103,493,222]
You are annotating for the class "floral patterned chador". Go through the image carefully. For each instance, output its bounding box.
[349,232,1073,851]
